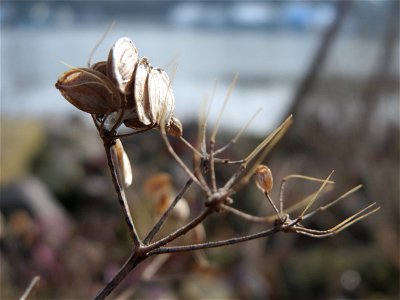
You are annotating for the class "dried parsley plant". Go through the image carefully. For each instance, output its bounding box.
[55,37,380,299]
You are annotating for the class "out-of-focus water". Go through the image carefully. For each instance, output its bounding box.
[1,22,382,134]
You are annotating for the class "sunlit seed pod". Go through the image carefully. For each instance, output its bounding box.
[166,116,183,137]
[254,165,273,193]
[90,61,107,75]
[133,57,152,125]
[148,68,175,126]
[107,37,138,94]
[55,68,122,114]
[111,139,133,187]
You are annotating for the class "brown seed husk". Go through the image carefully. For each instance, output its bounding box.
[167,116,183,137]
[134,57,152,125]
[91,61,107,75]
[254,165,273,193]
[107,37,138,94]
[55,68,122,114]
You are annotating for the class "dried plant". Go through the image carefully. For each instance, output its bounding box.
[55,37,380,299]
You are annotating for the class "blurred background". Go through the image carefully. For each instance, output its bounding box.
[1,0,399,299]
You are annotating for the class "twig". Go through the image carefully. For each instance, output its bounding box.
[145,208,212,252]
[103,140,141,248]
[148,227,278,255]
[20,276,40,300]
[214,107,262,155]
[144,179,193,244]
[94,252,144,300]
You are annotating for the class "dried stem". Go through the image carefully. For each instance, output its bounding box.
[103,140,141,248]
[20,276,40,300]
[144,179,193,244]
[214,107,262,155]
[145,208,212,252]
[94,252,144,300]
[148,227,278,255]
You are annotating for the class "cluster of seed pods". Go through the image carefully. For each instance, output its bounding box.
[55,37,182,137]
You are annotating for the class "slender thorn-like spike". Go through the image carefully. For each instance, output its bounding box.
[283,174,335,184]
[330,203,379,232]
[201,80,218,153]
[302,184,363,220]
[87,21,116,67]
[221,204,275,223]
[299,171,334,218]
[230,115,293,192]
[210,73,239,143]
[215,107,262,155]
[243,115,293,167]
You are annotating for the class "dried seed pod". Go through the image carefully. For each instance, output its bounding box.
[254,165,273,193]
[133,57,152,125]
[167,116,183,137]
[111,139,133,187]
[107,37,138,94]
[91,61,107,75]
[55,68,122,114]
[148,68,175,126]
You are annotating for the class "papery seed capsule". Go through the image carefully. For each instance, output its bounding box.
[254,165,273,193]
[107,37,138,94]
[148,68,175,126]
[167,116,183,137]
[91,61,107,75]
[134,57,152,125]
[55,68,122,114]
[111,139,133,187]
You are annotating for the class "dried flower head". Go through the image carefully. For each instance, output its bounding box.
[56,37,181,137]
[254,164,273,193]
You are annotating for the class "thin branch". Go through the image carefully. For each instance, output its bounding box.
[87,21,116,67]
[144,179,193,244]
[226,115,293,192]
[179,136,203,157]
[302,184,362,220]
[193,94,212,189]
[201,79,218,153]
[214,107,262,155]
[159,120,209,193]
[148,227,278,255]
[295,204,380,238]
[20,276,40,300]
[242,115,293,168]
[94,252,144,300]
[299,171,334,218]
[221,204,275,224]
[266,192,282,219]
[210,73,239,142]
[104,141,142,248]
[145,208,212,252]
[209,139,217,192]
